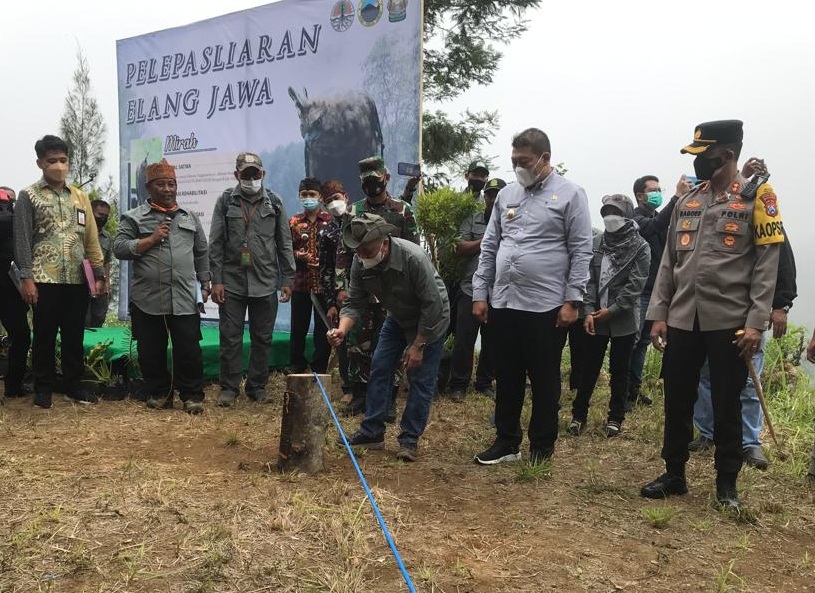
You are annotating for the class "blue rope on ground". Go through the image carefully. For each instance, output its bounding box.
[312,372,418,593]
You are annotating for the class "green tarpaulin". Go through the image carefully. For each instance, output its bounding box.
[83,326,312,379]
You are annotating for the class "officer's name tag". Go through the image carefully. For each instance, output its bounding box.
[239,245,252,267]
[76,208,86,226]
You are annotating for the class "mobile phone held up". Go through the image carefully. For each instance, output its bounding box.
[397,162,421,177]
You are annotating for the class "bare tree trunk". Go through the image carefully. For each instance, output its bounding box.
[278,374,330,474]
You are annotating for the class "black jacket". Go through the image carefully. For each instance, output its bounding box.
[773,232,797,310]
[632,197,678,294]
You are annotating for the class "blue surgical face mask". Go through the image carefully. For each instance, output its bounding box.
[300,197,320,211]
[646,191,663,208]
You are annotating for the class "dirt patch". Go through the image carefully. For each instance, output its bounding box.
[1,375,814,592]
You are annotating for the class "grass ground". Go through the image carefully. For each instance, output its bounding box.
[1,336,814,593]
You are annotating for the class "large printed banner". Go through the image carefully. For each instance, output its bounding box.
[116,0,422,322]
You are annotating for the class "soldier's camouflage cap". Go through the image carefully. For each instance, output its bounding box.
[467,160,490,176]
[236,152,264,172]
[359,156,387,179]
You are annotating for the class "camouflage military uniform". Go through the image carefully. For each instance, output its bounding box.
[345,194,419,385]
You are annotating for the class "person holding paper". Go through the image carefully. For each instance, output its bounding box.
[13,135,106,409]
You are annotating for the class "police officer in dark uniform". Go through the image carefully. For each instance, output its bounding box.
[642,120,783,509]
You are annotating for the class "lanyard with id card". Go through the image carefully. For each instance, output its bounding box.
[238,199,261,268]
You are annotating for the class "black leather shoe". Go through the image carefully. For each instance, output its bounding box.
[641,473,688,499]
[688,436,714,452]
[715,474,741,510]
[742,446,769,470]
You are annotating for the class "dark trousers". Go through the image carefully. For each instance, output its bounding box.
[219,291,278,398]
[567,320,588,391]
[0,280,31,393]
[662,325,746,474]
[289,291,330,373]
[492,307,567,452]
[627,291,652,396]
[85,293,109,328]
[449,292,494,392]
[32,283,88,395]
[131,306,204,401]
[571,332,636,424]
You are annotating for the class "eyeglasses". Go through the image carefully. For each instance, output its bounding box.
[239,170,263,180]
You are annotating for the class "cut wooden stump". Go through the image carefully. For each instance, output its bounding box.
[278,373,330,474]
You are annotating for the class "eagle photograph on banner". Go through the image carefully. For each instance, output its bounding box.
[116,0,422,321]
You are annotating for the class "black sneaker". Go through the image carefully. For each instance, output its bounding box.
[65,391,99,405]
[567,419,585,436]
[33,392,53,409]
[396,443,419,462]
[529,447,553,465]
[183,400,204,415]
[474,441,521,465]
[604,420,622,438]
[217,391,236,407]
[336,431,385,450]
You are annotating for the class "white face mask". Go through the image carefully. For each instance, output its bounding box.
[359,241,385,269]
[603,214,627,233]
[240,179,263,195]
[514,153,545,187]
[327,199,347,217]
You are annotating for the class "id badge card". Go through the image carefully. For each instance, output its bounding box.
[239,245,252,267]
[76,208,86,226]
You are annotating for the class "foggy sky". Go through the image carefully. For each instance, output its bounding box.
[2,0,812,331]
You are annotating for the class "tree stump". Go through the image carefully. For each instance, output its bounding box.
[278,374,330,474]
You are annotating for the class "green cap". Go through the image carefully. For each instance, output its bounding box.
[342,213,397,249]
[467,160,490,176]
[484,178,507,193]
[359,156,387,179]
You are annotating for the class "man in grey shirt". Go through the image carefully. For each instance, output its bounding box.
[328,213,450,462]
[208,152,295,407]
[472,128,593,465]
[114,159,211,414]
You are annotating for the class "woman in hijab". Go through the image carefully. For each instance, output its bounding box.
[569,194,650,438]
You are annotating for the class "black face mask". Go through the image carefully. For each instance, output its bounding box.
[468,179,486,194]
[693,154,725,181]
[95,216,108,229]
[362,177,386,199]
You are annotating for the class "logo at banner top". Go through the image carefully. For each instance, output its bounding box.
[331,0,356,32]
[358,0,383,27]
[387,0,407,22]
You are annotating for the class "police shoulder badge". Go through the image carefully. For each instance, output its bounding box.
[753,182,785,246]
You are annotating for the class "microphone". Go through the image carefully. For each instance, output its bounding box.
[161,211,176,242]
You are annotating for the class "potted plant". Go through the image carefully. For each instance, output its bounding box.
[414,186,484,393]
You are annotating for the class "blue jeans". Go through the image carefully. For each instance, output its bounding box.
[693,332,768,448]
[359,317,444,446]
[627,292,652,394]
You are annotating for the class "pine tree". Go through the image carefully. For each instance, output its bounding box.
[422,1,540,173]
[60,47,107,188]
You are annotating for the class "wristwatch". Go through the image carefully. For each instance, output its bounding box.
[412,342,427,351]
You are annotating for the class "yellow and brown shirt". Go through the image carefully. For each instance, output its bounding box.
[13,178,104,284]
